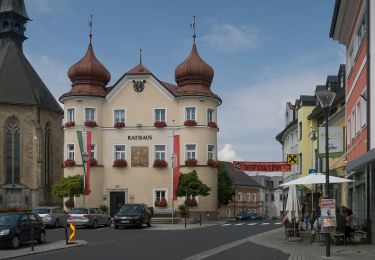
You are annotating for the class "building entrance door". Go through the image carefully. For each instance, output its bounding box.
[110,191,126,217]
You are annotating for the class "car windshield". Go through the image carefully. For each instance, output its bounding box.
[0,214,20,226]
[70,208,88,214]
[238,212,247,216]
[34,208,51,214]
[120,205,141,213]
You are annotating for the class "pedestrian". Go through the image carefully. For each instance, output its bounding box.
[304,210,310,230]
[299,203,306,231]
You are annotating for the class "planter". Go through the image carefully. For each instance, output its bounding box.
[184,198,197,207]
[64,121,75,128]
[154,121,167,128]
[85,121,97,127]
[184,120,197,127]
[114,122,125,129]
[64,198,74,210]
[208,121,219,130]
[154,198,167,208]
[207,159,218,168]
[113,159,128,168]
[185,158,197,167]
[153,159,168,168]
[64,159,76,167]
[90,158,98,167]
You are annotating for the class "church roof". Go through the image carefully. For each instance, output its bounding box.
[0,0,29,19]
[0,41,63,113]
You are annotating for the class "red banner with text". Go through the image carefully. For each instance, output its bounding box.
[232,161,291,172]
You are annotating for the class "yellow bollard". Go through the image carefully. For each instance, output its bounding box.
[68,222,76,243]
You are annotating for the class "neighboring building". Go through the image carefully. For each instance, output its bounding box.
[0,0,63,209]
[218,162,263,218]
[60,32,221,219]
[330,0,375,242]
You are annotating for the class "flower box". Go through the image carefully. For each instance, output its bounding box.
[208,121,219,130]
[64,121,75,128]
[185,198,197,207]
[185,158,197,167]
[114,122,125,128]
[153,159,168,168]
[64,159,76,167]
[207,159,219,168]
[113,159,128,168]
[85,121,97,127]
[154,198,167,208]
[90,158,98,167]
[184,120,197,127]
[154,121,167,128]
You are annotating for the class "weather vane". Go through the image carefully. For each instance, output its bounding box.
[190,15,196,43]
[89,14,93,44]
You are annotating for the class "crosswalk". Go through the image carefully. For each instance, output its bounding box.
[221,222,283,227]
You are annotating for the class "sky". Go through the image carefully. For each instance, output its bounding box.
[23,0,344,162]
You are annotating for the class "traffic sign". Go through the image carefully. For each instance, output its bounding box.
[287,154,299,165]
[69,222,76,243]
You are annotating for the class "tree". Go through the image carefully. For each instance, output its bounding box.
[218,162,234,206]
[177,170,211,198]
[52,175,84,199]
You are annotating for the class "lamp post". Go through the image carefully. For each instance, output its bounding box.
[315,88,336,257]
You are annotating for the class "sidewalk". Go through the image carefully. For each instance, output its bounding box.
[147,221,227,230]
[0,240,87,260]
[248,227,375,260]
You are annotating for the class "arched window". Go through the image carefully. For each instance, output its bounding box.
[14,22,20,31]
[44,123,51,186]
[2,21,9,30]
[5,117,20,184]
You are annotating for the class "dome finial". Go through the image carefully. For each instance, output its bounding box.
[88,14,93,44]
[190,15,196,44]
[140,48,143,64]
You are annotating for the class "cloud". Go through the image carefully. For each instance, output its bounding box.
[218,144,243,162]
[26,0,66,14]
[201,23,260,52]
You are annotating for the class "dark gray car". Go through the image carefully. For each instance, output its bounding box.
[113,204,152,229]
[33,207,68,228]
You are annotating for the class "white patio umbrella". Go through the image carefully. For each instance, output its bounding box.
[279,173,353,187]
[285,184,300,222]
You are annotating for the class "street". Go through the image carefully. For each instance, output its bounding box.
[18,220,288,260]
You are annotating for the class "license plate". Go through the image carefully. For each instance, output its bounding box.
[121,220,129,224]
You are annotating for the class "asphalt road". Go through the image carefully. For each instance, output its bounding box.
[17,220,288,260]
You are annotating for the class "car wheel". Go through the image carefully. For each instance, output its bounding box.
[37,231,46,244]
[92,220,97,229]
[11,235,20,249]
[114,225,119,229]
[55,219,60,229]
[105,218,111,227]
[147,220,151,227]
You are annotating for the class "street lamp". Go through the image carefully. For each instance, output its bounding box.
[315,88,336,257]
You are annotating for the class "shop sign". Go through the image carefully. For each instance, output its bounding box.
[318,127,344,158]
[320,199,336,228]
[232,161,291,172]
[128,135,152,141]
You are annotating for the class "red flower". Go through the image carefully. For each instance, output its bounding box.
[208,121,219,130]
[184,120,197,127]
[207,159,219,168]
[153,159,168,168]
[154,121,167,128]
[90,158,98,167]
[64,121,75,128]
[113,159,128,168]
[64,159,76,167]
[114,122,125,128]
[185,158,197,167]
[155,198,167,207]
[85,121,97,127]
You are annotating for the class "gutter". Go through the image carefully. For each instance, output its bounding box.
[366,0,371,244]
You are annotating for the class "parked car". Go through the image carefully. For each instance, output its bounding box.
[113,203,152,229]
[67,208,111,228]
[250,212,264,221]
[0,212,46,249]
[33,206,68,228]
[236,211,252,220]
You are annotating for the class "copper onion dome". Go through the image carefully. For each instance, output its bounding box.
[175,43,214,89]
[68,43,111,96]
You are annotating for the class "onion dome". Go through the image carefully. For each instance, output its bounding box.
[175,44,214,96]
[67,43,110,96]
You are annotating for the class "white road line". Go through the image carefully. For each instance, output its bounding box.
[221,224,232,226]
[274,222,282,225]
[235,223,245,226]
[260,223,270,225]
[247,223,257,226]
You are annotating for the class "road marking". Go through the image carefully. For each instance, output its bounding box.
[260,223,270,225]
[235,223,245,226]
[221,224,232,226]
[274,222,282,225]
[247,223,257,226]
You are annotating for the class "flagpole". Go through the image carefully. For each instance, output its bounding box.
[171,120,175,225]
[83,123,86,207]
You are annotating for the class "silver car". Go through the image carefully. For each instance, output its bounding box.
[67,207,111,229]
[33,206,68,228]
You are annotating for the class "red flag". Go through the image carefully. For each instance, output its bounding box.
[173,135,180,200]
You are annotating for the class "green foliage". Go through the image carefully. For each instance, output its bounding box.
[178,204,189,217]
[177,170,211,197]
[52,175,84,198]
[217,162,234,206]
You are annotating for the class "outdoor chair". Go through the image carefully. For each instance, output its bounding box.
[354,219,367,243]
[332,214,346,245]
[285,220,299,240]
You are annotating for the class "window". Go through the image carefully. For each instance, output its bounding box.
[67,144,75,160]
[253,193,256,202]
[155,190,166,201]
[238,192,242,206]
[340,72,345,89]
[207,145,215,160]
[265,194,269,202]
[5,117,20,184]
[226,208,231,217]
[347,119,351,145]
[357,14,367,48]
[348,44,354,71]
[351,110,355,140]
[154,109,166,122]
[246,193,251,202]
[155,145,166,160]
[85,108,96,122]
[91,144,96,159]
[185,144,196,160]
[299,122,302,140]
[2,21,9,29]
[279,194,283,201]
[207,108,214,123]
[67,108,75,122]
[271,194,275,202]
[114,109,125,123]
[361,90,367,127]
[185,107,196,120]
[356,101,361,134]
[114,145,126,160]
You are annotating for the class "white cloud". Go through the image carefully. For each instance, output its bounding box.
[26,0,66,14]
[218,144,243,162]
[202,23,260,52]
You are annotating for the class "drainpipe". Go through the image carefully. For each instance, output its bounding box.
[366,0,371,244]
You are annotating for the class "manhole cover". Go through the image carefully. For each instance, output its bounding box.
[336,249,362,254]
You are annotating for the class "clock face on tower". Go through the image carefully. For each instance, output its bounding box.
[133,80,146,93]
